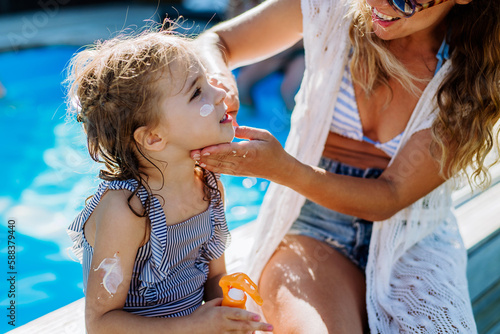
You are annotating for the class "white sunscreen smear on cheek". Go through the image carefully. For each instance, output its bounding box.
[200,104,215,117]
[94,253,123,296]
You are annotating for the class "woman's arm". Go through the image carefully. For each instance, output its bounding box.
[194,0,303,120]
[201,0,303,69]
[193,127,447,222]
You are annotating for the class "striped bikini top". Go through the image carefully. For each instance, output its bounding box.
[330,40,450,157]
[67,170,230,318]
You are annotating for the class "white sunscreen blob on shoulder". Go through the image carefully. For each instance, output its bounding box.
[200,104,215,117]
[94,253,123,296]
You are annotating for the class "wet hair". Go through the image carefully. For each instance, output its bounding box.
[348,0,500,188]
[66,29,219,217]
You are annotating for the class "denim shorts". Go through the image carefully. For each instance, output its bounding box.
[288,157,384,271]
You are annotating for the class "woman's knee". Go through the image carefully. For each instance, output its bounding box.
[259,235,368,334]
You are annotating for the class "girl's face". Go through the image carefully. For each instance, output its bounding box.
[156,57,235,152]
[366,0,456,40]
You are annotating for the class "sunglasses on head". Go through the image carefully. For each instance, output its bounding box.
[388,0,451,17]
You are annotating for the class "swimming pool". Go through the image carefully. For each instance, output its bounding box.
[0,46,291,331]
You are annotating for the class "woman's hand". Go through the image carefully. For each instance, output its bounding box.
[188,298,273,334]
[209,74,239,126]
[191,126,296,184]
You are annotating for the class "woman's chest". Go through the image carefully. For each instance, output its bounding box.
[354,80,423,144]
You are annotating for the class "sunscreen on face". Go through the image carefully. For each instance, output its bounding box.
[94,253,123,295]
[200,104,215,117]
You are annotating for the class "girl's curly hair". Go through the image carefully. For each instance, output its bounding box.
[66,29,219,217]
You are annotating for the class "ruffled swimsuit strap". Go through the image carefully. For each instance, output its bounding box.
[67,181,113,261]
[200,169,231,261]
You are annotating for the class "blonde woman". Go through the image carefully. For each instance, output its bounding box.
[192,0,500,332]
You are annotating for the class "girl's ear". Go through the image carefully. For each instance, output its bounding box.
[133,126,166,151]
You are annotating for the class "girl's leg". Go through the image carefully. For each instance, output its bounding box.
[259,235,368,334]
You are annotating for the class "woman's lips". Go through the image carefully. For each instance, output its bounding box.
[372,8,401,28]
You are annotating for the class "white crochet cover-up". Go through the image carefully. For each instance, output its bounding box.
[241,0,477,332]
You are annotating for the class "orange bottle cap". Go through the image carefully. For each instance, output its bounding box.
[219,272,263,308]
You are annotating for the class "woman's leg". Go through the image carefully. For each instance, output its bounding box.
[259,235,368,334]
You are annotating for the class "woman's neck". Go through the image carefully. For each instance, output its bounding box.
[388,21,447,77]
[390,16,448,56]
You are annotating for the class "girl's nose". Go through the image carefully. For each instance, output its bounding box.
[209,77,227,105]
[214,85,227,105]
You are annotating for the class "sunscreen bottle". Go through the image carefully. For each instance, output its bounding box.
[219,272,263,310]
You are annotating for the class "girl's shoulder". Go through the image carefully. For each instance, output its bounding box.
[90,182,147,238]
[99,187,144,216]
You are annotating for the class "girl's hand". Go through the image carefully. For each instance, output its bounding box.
[209,74,239,126]
[191,126,296,184]
[189,298,273,333]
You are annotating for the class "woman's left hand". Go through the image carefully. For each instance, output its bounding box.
[191,126,296,183]
[209,74,239,126]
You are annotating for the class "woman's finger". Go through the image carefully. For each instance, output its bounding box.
[198,141,250,158]
[234,126,272,141]
[191,149,202,161]
[200,157,240,175]
[209,74,240,123]
[228,110,239,126]
[227,320,274,333]
[223,309,274,333]
[222,308,260,322]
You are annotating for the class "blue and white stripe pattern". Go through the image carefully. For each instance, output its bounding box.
[330,39,450,158]
[67,170,230,318]
[329,64,402,157]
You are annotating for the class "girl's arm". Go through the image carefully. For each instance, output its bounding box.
[204,255,227,301]
[85,190,272,333]
[84,190,190,333]
[193,127,447,222]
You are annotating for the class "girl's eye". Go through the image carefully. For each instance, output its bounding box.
[190,88,201,101]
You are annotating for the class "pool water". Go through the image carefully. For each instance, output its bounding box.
[0,46,291,331]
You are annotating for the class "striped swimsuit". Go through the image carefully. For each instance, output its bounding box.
[331,40,450,157]
[67,170,230,318]
[330,64,402,156]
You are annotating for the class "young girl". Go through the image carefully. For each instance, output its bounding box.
[66,30,273,333]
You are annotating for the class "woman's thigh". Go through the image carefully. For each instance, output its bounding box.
[259,235,368,334]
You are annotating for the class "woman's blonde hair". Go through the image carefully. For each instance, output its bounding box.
[66,29,217,216]
[349,0,500,188]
